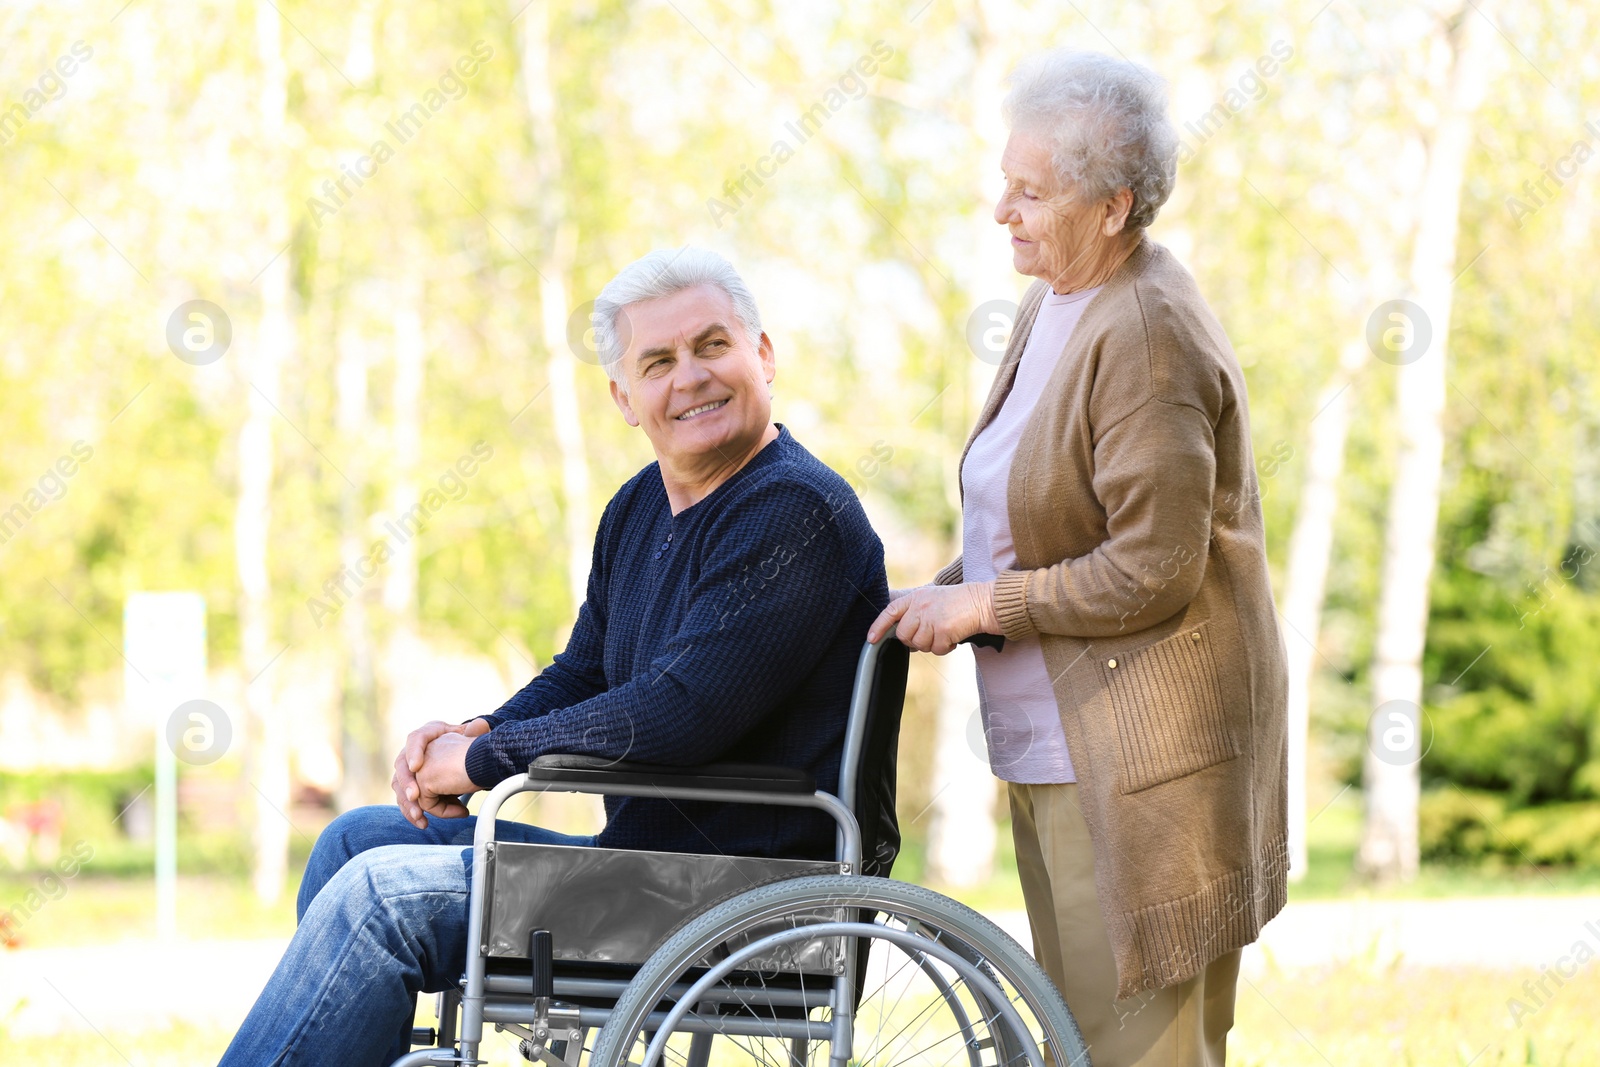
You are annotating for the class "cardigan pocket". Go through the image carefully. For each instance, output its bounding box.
[1101,621,1239,794]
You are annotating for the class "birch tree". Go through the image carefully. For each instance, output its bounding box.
[1281,337,1365,877]
[242,0,295,903]
[383,267,426,750]
[1359,1,1492,882]
[335,304,380,810]
[513,0,592,619]
[920,0,1036,887]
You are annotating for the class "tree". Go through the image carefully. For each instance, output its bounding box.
[513,0,592,622]
[335,295,381,811]
[241,0,296,904]
[1281,339,1365,877]
[921,0,1026,889]
[1359,1,1493,882]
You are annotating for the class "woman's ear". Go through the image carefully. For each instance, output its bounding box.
[1103,187,1134,237]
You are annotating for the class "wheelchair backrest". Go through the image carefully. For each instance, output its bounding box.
[837,638,910,879]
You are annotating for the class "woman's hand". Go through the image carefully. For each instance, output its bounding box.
[867,582,1000,655]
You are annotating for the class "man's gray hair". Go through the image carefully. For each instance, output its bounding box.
[1002,50,1179,231]
[594,247,763,391]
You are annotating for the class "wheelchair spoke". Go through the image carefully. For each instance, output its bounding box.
[852,931,968,1056]
[589,877,1085,1067]
[856,978,960,1064]
[879,1025,976,1067]
[866,919,934,1025]
[725,1031,790,1067]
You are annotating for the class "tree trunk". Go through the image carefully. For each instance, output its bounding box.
[507,0,605,833]
[243,0,293,904]
[335,314,380,811]
[1358,3,1491,882]
[514,0,591,619]
[1282,338,1365,879]
[925,0,1018,885]
[382,271,426,762]
[925,646,994,887]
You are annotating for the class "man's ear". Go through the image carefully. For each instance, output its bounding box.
[758,332,776,385]
[610,377,640,426]
[1103,187,1134,237]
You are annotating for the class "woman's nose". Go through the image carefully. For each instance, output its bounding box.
[994,194,1017,227]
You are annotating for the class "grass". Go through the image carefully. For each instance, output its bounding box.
[5,1022,229,1066]
[1291,787,1600,899]
[7,788,1600,1064]
[1230,960,1599,1066]
[12,785,1593,950]
[1,872,302,949]
[905,785,1600,917]
[9,784,1598,953]
[5,961,1595,1066]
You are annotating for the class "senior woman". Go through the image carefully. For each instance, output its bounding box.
[869,51,1288,1066]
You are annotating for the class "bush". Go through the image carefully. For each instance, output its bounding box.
[0,767,267,877]
[1419,788,1600,867]
[1422,565,1600,806]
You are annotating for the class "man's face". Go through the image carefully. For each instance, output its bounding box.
[609,284,775,471]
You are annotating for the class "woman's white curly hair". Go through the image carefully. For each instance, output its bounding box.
[1003,50,1179,230]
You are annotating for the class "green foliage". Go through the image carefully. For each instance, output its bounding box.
[1420,788,1600,868]
[1423,563,1600,807]
[0,768,318,877]
[3,1,1599,886]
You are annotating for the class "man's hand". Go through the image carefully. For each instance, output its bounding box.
[392,718,490,829]
[867,581,1000,655]
[415,731,480,818]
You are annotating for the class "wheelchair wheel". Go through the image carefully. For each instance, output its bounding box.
[589,875,1088,1067]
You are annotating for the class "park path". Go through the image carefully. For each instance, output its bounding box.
[3,895,1596,1036]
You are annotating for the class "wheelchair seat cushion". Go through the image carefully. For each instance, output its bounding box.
[529,754,816,794]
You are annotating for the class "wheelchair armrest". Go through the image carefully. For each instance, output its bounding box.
[527,754,816,795]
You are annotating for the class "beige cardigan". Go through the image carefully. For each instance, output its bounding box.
[937,238,1288,997]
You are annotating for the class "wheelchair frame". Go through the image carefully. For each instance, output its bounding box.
[392,638,1079,1067]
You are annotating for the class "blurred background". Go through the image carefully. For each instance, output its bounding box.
[2,0,1598,1062]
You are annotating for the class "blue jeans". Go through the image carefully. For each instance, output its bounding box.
[218,804,594,1067]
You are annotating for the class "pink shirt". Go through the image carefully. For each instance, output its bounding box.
[961,285,1100,783]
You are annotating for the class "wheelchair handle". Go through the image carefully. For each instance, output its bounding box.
[963,633,1005,651]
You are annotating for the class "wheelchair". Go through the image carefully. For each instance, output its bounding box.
[393,637,1089,1067]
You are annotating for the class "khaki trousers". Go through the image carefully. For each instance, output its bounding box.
[1008,782,1240,1067]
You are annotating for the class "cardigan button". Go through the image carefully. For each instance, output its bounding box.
[1192,631,1201,641]
[1107,658,1117,669]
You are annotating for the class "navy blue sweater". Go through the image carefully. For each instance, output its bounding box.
[465,427,888,860]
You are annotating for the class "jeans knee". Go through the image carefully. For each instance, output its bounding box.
[299,806,408,920]
[328,804,407,844]
[326,845,471,935]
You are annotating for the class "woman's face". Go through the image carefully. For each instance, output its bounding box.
[994,128,1130,292]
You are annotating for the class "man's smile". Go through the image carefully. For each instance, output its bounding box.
[675,398,729,421]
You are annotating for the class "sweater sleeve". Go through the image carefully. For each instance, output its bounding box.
[932,557,964,586]
[992,396,1217,640]
[464,481,868,788]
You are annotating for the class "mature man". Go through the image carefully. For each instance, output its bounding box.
[219,248,888,1067]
